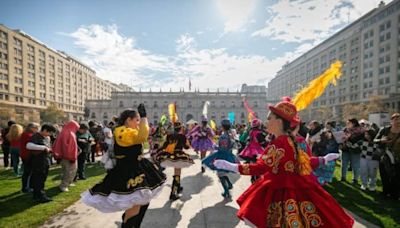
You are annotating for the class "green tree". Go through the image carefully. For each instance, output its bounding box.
[40,103,65,123]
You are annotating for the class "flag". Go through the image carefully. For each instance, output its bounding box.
[168,103,178,123]
[228,112,235,124]
[210,120,216,131]
[189,78,192,91]
[293,60,343,111]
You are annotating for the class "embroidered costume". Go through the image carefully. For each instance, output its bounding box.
[155,123,194,169]
[202,119,238,198]
[81,121,166,213]
[188,118,215,152]
[239,119,266,160]
[236,135,354,228]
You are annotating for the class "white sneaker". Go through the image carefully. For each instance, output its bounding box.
[59,186,69,192]
[360,185,367,191]
[69,183,76,187]
[369,186,376,191]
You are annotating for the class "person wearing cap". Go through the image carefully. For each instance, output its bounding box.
[214,99,354,228]
[155,121,194,200]
[187,115,215,173]
[202,119,239,198]
[374,112,400,199]
[238,118,267,183]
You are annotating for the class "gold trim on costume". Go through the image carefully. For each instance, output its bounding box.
[284,161,295,173]
[266,199,322,228]
[261,145,285,174]
[126,174,145,189]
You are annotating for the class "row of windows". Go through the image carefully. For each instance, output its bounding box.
[118,100,256,108]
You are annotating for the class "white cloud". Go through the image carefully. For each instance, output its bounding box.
[67,25,307,91]
[216,0,257,33]
[68,24,173,87]
[252,0,384,43]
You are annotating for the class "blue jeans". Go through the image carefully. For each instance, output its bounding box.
[341,152,360,183]
[10,147,20,175]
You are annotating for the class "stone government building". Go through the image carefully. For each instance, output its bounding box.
[86,84,270,126]
[0,24,132,124]
[268,1,400,122]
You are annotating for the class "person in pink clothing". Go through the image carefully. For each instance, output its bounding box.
[238,118,267,183]
[52,120,80,192]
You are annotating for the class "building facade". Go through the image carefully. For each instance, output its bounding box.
[86,84,268,126]
[0,24,129,122]
[268,1,400,122]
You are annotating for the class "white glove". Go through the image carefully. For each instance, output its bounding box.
[213,160,238,173]
[323,153,340,165]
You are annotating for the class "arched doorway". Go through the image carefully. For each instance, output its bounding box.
[186,114,194,122]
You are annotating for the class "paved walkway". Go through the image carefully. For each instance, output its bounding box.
[36,150,378,228]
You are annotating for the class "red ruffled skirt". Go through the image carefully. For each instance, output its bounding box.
[236,174,354,228]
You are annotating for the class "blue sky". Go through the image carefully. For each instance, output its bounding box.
[0,0,387,91]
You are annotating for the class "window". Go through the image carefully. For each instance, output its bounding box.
[13,37,22,47]
[0,83,9,90]
[386,20,391,29]
[14,67,23,75]
[14,87,23,93]
[14,48,22,56]
[27,44,34,52]
[0,73,8,80]
[0,62,7,70]
[14,77,23,84]
[0,52,7,60]
[28,81,35,87]
[386,32,391,40]
[0,31,7,39]
[0,41,6,49]
[379,24,385,32]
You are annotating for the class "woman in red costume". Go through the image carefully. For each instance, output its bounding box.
[214,99,354,228]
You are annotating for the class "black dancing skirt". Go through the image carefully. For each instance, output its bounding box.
[156,150,194,169]
[81,157,166,213]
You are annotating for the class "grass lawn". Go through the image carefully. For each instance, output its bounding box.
[324,162,400,228]
[0,162,106,228]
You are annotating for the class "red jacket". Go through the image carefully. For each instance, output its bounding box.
[20,131,33,161]
[52,121,79,161]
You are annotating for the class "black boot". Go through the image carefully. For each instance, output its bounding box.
[135,204,149,227]
[169,175,180,201]
[219,176,231,198]
[122,215,138,228]
[226,177,233,189]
